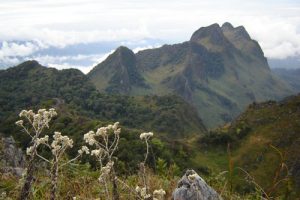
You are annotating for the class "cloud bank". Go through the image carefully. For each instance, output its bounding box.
[0,0,300,72]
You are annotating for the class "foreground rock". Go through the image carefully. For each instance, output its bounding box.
[0,134,26,177]
[172,169,222,200]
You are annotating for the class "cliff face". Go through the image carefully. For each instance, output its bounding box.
[88,23,293,128]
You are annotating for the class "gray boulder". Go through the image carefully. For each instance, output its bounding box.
[0,134,26,177]
[172,169,222,200]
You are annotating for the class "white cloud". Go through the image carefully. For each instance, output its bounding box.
[0,41,42,58]
[0,0,300,70]
[47,63,93,74]
[244,17,300,59]
[132,45,162,53]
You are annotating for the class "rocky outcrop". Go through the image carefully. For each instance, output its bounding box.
[172,170,222,200]
[0,134,26,177]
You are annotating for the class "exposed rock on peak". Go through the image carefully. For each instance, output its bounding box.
[222,23,265,60]
[190,23,222,42]
[221,22,234,31]
[234,26,251,40]
[190,23,233,51]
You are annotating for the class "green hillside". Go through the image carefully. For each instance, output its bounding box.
[0,60,206,139]
[198,94,300,197]
[88,23,293,128]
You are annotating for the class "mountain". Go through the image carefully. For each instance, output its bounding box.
[272,68,300,92]
[88,23,293,128]
[88,46,148,94]
[0,60,206,138]
[269,56,300,69]
[198,94,300,197]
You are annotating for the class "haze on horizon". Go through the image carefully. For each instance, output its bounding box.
[0,0,300,73]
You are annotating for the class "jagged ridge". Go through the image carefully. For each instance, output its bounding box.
[88,22,293,128]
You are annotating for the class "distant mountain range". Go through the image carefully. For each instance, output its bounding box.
[88,22,293,128]
[272,68,300,92]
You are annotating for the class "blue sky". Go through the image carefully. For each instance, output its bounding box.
[0,0,300,73]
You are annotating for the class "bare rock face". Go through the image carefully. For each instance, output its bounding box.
[0,134,26,177]
[172,170,222,200]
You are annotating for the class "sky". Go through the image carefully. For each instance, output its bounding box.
[0,0,300,73]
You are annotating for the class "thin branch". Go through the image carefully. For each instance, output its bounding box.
[36,153,51,163]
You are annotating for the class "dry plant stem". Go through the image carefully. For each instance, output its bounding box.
[111,167,119,200]
[140,138,150,193]
[104,181,110,200]
[19,112,48,200]
[237,167,269,200]
[19,149,36,200]
[266,145,289,196]
[116,178,143,200]
[50,159,59,200]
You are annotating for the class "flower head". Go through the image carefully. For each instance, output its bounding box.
[36,135,49,145]
[153,189,166,200]
[84,131,96,145]
[26,146,34,156]
[51,132,73,155]
[15,120,23,126]
[98,161,114,183]
[78,146,90,155]
[140,132,154,140]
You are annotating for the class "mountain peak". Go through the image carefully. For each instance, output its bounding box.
[13,60,43,72]
[221,23,251,40]
[190,23,222,42]
[221,22,234,31]
[88,45,147,94]
[111,46,135,62]
[18,60,41,67]
[234,26,251,40]
[115,46,133,53]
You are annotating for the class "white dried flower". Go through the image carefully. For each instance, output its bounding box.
[49,108,57,117]
[140,132,154,140]
[27,110,34,117]
[135,186,141,193]
[36,135,49,145]
[140,187,150,199]
[98,161,114,183]
[91,149,103,157]
[153,189,166,200]
[0,191,7,199]
[115,128,121,135]
[51,132,73,155]
[78,146,90,155]
[38,109,46,114]
[26,146,34,156]
[84,131,96,145]
[107,124,113,129]
[15,120,23,126]
[112,122,119,131]
[95,127,106,136]
[19,110,27,117]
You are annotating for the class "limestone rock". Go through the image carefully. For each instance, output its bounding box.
[172,169,222,200]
